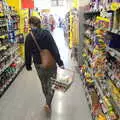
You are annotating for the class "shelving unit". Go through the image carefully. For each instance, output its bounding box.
[79,1,120,120]
[0,63,24,97]
[0,0,24,98]
[84,11,100,15]
[106,47,120,59]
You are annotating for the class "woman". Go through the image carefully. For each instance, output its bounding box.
[49,15,55,32]
[25,16,64,111]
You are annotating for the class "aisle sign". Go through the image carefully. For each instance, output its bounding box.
[21,0,34,9]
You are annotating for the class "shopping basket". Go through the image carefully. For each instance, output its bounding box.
[51,68,75,92]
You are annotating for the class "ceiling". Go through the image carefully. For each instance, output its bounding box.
[34,0,89,10]
[34,0,71,9]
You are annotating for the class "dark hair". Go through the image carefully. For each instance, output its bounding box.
[29,16,41,28]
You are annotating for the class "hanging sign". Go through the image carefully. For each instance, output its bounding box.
[21,0,34,9]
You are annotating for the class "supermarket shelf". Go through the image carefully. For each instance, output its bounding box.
[88,67,93,75]
[0,56,7,62]
[11,14,19,17]
[83,3,120,120]
[0,64,25,98]
[0,32,8,36]
[86,44,93,52]
[84,60,89,66]
[0,34,8,37]
[94,79,104,97]
[84,34,93,41]
[0,24,7,27]
[84,23,95,28]
[10,47,19,55]
[107,30,120,36]
[106,47,120,60]
[100,103,111,120]
[95,79,120,118]
[84,9,114,15]
[80,71,112,120]
[84,42,94,53]
[4,12,19,16]
[83,52,92,64]
[0,20,7,22]
[107,10,114,13]
[93,27,120,35]
[12,21,18,24]
[0,47,19,63]
[93,81,113,120]
[80,73,92,105]
[84,10,100,15]
[8,29,18,32]
[0,45,9,51]
[110,96,120,116]
[94,27,120,35]
[0,55,19,75]
[80,74,95,120]
[84,85,92,111]
[81,74,111,120]
[107,68,120,89]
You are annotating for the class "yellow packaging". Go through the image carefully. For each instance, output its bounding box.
[111,2,120,11]
[97,113,107,120]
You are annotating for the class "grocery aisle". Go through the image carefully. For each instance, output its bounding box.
[0,28,92,120]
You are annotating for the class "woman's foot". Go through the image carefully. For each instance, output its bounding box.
[44,104,51,112]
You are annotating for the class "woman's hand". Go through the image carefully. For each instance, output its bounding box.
[60,65,64,69]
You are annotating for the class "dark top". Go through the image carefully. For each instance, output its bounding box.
[25,28,64,70]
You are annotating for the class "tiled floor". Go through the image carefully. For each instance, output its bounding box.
[0,28,92,120]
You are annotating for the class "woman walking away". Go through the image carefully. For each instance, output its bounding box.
[49,15,55,32]
[25,16,64,112]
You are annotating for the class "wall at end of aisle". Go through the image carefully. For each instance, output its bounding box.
[66,0,72,10]
[79,0,89,7]
[51,6,68,18]
[35,0,51,9]
[66,0,89,10]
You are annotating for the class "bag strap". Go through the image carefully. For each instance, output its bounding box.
[30,31,41,52]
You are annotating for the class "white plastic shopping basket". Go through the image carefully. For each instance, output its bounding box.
[51,68,75,92]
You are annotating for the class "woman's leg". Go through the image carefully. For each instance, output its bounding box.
[35,65,48,98]
[35,64,57,107]
[45,67,57,107]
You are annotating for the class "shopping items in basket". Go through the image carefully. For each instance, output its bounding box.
[51,68,75,92]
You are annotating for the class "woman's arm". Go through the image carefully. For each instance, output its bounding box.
[25,34,32,70]
[45,31,64,67]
